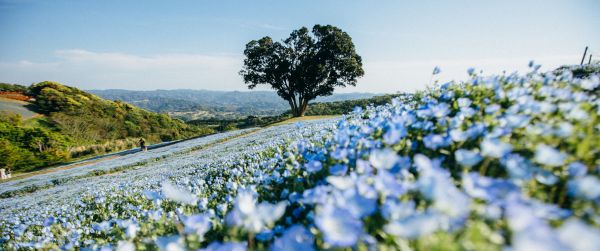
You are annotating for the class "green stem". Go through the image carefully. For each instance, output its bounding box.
[479,158,491,176]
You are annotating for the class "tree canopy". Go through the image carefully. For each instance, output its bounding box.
[240,24,364,117]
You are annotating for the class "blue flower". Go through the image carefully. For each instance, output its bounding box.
[374,170,406,198]
[43,217,56,227]
[568,176,600,201]
[504,114,530,128]
[326,176,354,190]
[423,134,450,150]
[535,170,558,185]
[384,210,441,239]
[116,241,136,251]
[579,75,600,90]
[355,159,373,174]
[557,219,600,251]
[201,241,247,251]
[183,214,212,238]
[329,164,348,176]
[462,172,519,201]
[336,188,377,218]
[256,230,273,242]
[381,199,415,221]
[369,148,399,170]
[315,205,363,247]
[555,122,573,137]
[305,160,323,173]
[383,125,407,145]
[501,154,534,180]
[467,67,476,76]
[480,138,512,158]
[430,103,450,118]
[534,144,566,167]
[162,181,197,205]
[155,235,185,251]
[449,129,468,142]
[454,149,482,167]
[270,225,315,251]
[567,162,587,178]
[226,189,287,232]
[457,98,472,108]
[415,154,471,217]
[506,200,569,251]
[432,66,441,75]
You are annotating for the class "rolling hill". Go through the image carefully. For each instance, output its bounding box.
[0,82,213,173]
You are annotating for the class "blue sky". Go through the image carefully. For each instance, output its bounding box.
[0,0,599,93]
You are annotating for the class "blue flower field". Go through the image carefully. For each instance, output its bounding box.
[1,63,599,250]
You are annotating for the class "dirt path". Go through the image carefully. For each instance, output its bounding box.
[0,97,39,119]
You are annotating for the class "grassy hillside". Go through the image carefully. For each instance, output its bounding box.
[0,81,213,173]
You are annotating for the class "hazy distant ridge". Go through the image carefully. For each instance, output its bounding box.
[89,89,379,120]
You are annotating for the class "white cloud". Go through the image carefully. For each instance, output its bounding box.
[0,49,581,93]
[0,49,244,90]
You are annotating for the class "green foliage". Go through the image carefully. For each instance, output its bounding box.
[0,83,28,93]
[0,111,22,125]
[240,24,364,117]
[0,118,71,172]
[289,94,407,116]
[28,81,95,113]
[188,115,289,132]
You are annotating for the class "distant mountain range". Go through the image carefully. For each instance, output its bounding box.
[89,89,380,120]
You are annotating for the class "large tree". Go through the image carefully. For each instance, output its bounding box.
[240,24,364,117]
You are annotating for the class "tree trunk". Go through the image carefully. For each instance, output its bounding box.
[288,99,301,117]
[288,96,311,117]
[299,99,309,117]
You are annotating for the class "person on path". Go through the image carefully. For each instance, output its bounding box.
[139,138,147,152]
